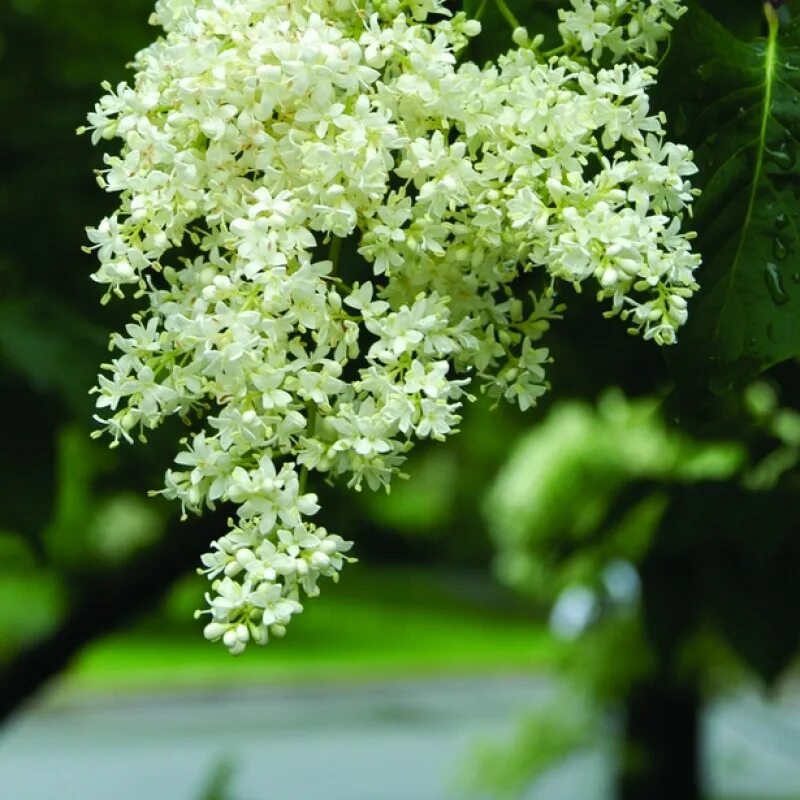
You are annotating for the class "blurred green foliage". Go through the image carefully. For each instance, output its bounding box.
[72,564,555,691]
[473,378,800,795]
[488,391,743,598]
[0,0,165,646]
[465,692,603,798]
[0,532,64,656]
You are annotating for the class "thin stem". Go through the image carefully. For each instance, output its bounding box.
[298,401,316,494]
[543,43,568,58]
[328,234,342,276]
[493,0,521,31]
[655,33,673,69]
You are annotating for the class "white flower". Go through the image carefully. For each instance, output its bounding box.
[559,0,687,63]
[86,0,699,651]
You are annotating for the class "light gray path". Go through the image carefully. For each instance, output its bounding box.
[0,676,798,800]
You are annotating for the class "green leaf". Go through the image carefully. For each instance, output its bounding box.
[662,3,800,402]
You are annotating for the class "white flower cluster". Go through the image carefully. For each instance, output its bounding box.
[558,0,687,62]
[84,0,700,652]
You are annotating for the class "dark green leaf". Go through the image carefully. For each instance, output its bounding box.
[662,3,800,402]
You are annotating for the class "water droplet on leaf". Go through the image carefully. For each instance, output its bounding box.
[781,141,797,171]
[696,64,713,82]
[766,141,797,171]
[765,262,791,305]
[773,236,790,260]
[775,213,790,230]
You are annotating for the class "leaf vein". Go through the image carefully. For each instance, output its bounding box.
[711,19,779,345]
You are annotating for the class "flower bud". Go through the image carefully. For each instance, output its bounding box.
[203,622,227,641]
[512,27,529,47]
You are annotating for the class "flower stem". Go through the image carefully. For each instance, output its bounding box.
[543,43,568,58]
[493,0,521,31]
[299,400,317,494]
[329,234,342,276]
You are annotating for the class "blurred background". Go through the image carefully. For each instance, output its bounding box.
[1,1,800,799]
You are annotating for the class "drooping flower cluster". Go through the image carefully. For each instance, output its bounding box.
[84,0,700,652]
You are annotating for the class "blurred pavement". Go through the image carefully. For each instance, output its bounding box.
[0,675,799,799]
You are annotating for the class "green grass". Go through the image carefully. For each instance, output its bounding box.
[67,565,559,692]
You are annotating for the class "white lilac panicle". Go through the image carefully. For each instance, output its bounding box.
[83,0,700,652]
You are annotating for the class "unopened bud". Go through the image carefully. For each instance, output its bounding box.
[512,27,529,47]
[204,622,227,641]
